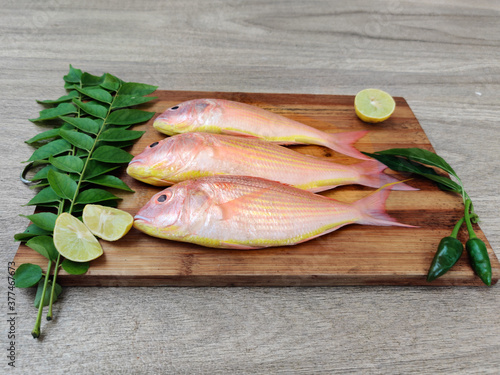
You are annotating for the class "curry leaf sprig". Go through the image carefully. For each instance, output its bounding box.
[363,148,491,285]
[13,65,157,338]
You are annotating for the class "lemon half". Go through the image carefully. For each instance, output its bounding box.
[54,213,103,262]
[82,204,133,242]
[354,88,396,123]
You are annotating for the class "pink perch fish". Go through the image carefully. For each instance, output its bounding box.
[127,133,416,192]
[133,175,414,250]
[153,98,370,160]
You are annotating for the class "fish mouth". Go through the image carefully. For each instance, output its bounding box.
[153,118,178,136]
[126,163,153,183]
[153,118,168,130]
[128,158,144,165]
[134,215,152,223]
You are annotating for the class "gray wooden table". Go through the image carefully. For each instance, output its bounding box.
[2,1,499,373]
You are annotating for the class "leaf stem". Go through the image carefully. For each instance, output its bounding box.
[24,69,154,339]
[43,81,120,333]
[32,260,52,339]
[67,95,117,213]
[46,254,60,321]
[450,216,465,238]
[46,199,65,321]
[464,199,477,239]
[44,89,120,324]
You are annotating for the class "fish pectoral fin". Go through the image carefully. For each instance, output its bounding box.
[218,200,238,221]
[217,188,271,221]
[223,128,259,138]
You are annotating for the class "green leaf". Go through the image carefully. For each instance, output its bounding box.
[37,90,79,105]
[99,128,145,142]
[107,109,155,126]
[47,169,77,200]
[363,152,462,194]
[75,86,113,104]
[49,155,84,174]
[29,103,77,122]
[93,118,104,128]
[64,83,78,90]
[100,73,121,91]
[81,72,104,86]
[31,165,57,181]
[374,148,459,180]
[26,235,59,261]
[22,212,58,231]
[73,99,108,119]
[92,145,133,163]
[117,82,158,96]
[30,183,51,190]
[13,264,43,288]
[76,188,121,204]
[363,152,436,175]
[61,259,90,275]
[111,95,157,110]
[26,128,61,144]
[26,186,61,206]
[27,139,72,162]
[14,224,52,242]
[100,141,135,149]
[418,173,463,194]
[63,65,83,84]
[59,116,100,134]
[75,148,89,158]
[82,160,121,179]
[34,280,62,308]
[59,129,94,151]
[86,175,134,192]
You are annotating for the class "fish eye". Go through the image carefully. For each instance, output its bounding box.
[157,194,167,203]
[149,141,159,148]
[170,105,179,110]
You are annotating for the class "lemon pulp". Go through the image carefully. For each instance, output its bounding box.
[82,204,133,242]
[354,88,396,123]
[54,213,103,262]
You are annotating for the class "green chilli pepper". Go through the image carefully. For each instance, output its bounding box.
[464,199,492,286]
[427,217,464,282]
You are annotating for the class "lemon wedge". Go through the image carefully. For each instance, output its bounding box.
[354,88,396,123]
[54,213,103,262]
[82,204,133,242]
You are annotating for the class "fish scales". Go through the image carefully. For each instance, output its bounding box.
[196,196,341,245]
[153,98,371,160]
[127,133,416,192]
[218,136,327,172]
[133,175,413,249]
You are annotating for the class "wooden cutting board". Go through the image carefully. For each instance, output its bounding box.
[13,91,500,286]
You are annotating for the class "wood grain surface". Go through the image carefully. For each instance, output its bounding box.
[2,1,500,374]
[13,91,500,287]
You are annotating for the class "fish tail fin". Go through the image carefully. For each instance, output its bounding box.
[353,187,416,227]
[353,160,419,191]
[323,130,370,160]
